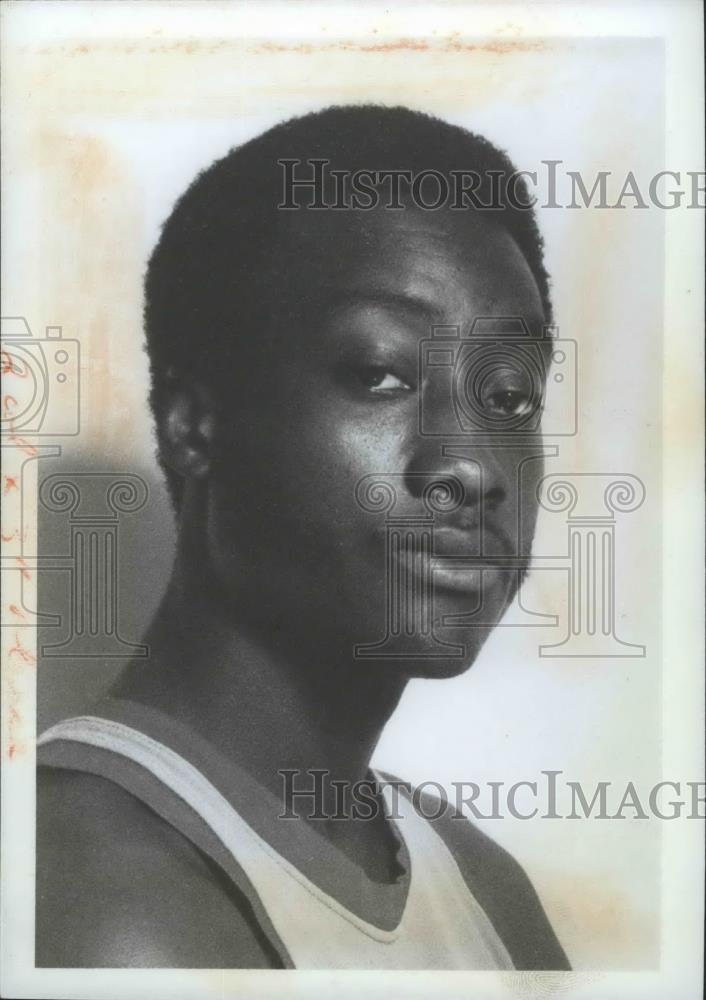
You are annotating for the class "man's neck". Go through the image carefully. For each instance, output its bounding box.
[113,561,408,814]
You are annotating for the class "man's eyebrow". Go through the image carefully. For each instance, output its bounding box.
[326,289,445,323]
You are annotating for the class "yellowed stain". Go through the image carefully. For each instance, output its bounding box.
[538,870,660,971]
[33,35,551,58]
[29,129,145,465]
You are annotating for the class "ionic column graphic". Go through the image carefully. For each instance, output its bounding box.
[0,443,61,629]
[39,474,149,658]
[538,474,646,657]
[437,444,558,629]
[354,474,464,660]
[388,516,434,637]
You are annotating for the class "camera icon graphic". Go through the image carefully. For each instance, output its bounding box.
[1,317,80,436]
[418,317,577,437]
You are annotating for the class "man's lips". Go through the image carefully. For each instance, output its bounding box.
[431,525,512,560]
[385,524,523,596]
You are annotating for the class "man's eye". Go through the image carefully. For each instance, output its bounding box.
[482,389,536,416]
[358,366,412,393]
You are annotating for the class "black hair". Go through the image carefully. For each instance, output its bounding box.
[144,104,553,507]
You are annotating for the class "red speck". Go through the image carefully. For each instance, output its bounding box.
[15,557,31,581]
[6,435,38,458]
[8,632,36,665]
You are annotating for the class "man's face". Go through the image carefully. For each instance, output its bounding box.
[206,205,547,677]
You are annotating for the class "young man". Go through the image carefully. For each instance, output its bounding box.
[37,105,570,970]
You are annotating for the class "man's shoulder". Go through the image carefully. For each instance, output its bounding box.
[36,765,276,967]
[380,771,571,971]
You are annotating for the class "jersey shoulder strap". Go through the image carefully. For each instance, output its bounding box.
[38,715,293,968]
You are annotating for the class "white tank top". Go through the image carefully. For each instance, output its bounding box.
[38,715,514,970]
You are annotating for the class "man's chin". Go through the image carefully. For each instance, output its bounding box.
[351,626,492,680]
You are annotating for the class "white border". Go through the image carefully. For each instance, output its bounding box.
[1,2,704,997]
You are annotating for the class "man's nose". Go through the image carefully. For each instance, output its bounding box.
[403,439,508,516]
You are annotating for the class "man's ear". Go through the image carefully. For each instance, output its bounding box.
[158,369,216,481]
